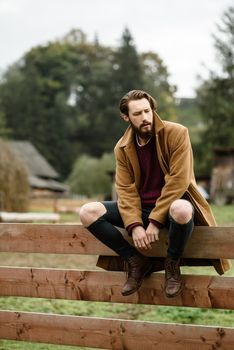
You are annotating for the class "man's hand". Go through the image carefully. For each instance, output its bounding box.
[145,222,159,243]
[132,226,152,250]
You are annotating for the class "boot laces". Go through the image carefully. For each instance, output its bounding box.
[165,258,180,280]
[124,258,138,277]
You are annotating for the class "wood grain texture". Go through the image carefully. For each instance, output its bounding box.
[0,223,234,258]
[0,267,234,309]
[0,223,233,349]
[0,311,233,349]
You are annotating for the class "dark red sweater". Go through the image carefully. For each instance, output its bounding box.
[136,136,165,207]
[127,136,165,233]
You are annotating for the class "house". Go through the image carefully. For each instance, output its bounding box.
[8,141,69,197]
[210,147,234,205]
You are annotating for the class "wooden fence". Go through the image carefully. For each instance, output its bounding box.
[0,223,233,349]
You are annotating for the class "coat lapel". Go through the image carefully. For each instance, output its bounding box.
[155,134,168,175]
[124,137,141,188]
[154,112,169,174]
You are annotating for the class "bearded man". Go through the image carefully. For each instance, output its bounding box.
[80,90,231,297]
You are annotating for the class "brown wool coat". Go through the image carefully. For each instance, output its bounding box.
[98,112,231,275]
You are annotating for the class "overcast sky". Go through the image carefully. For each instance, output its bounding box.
[0,0,233,97]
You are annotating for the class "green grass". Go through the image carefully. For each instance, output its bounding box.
[0,341,81,350]
[211,204,234,226]
[0,204,233,349]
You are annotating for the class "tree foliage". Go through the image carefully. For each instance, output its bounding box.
[0,28,176,180]
[0,111,10,138]
[67,153,115,198]
[141,51,176,120]
[196,6,234,175]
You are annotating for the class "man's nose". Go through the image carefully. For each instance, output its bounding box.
[142,112,149,121]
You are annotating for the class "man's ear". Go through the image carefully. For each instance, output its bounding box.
[121,114,129,122]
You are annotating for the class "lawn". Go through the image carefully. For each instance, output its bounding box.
[0,204,233,349]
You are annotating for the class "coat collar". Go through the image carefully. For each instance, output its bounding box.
[118,112,165,148]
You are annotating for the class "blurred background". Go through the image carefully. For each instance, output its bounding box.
[0,0,233,219]
[0,3,234,347]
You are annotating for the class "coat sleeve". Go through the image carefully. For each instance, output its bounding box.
[114,146,143,228]
[149,126,193,225]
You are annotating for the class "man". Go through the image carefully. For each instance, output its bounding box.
[80,90,231,297]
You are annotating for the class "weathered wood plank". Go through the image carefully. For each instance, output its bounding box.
[0,223,234,258]
[0,310,233,349]
[0,267,234,309]
[0,212,60,223]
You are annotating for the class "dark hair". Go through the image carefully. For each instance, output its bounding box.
[119,90,157,116]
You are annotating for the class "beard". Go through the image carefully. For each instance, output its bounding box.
[130,121,154,140]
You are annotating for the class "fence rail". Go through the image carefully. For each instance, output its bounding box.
[0,267,233,309]
[0,223,233,349]
[0,223,234,258]
[1,310,234,350]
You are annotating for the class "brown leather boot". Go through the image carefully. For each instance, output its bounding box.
[122,254,154,296]
[165,257,183,298]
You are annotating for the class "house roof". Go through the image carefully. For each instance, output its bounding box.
[7,141,69,193]
[8,141,59,179]
[29,175,69,192]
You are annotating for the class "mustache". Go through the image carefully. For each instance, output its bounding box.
[140,122,152,128]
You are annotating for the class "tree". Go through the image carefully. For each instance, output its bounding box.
[0,30,116,172]
[97,28,146,150]
[111,28,144,95]
[0,28,177,180]
[213,6,234,79]
[141,51,177,121]
[67,153,115,198]
[0,111,10,137]
[0,44,75,178]
[196,6,234,174]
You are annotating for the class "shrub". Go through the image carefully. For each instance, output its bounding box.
[67,153,115,198]
[0,140,30,211]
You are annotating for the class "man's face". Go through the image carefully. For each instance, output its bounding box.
[123,98,154,139]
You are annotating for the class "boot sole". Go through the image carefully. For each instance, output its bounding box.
[121,263,154,296]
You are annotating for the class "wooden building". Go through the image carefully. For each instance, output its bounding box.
[210,147,234,205]
[8,141,69,198]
